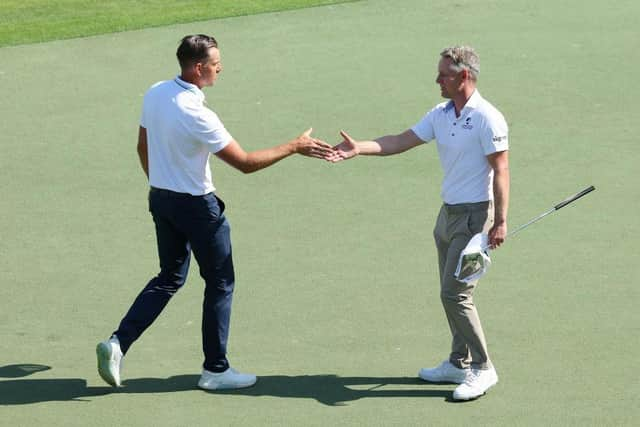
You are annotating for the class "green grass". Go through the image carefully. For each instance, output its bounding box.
[1,0,638,425]
[0,0,357,47]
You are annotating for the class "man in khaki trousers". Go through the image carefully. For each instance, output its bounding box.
[326,45,509,401]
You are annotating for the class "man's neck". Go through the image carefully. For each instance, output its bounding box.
[451,86,476,117]
[179,73,202,89]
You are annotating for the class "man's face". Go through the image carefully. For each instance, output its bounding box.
[435,57,462,99]
[199,47,223,87]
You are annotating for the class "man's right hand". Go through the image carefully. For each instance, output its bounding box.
[325,130,360,163]
[293,128,334,159]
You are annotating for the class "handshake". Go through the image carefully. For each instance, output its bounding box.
[292,128,360,163]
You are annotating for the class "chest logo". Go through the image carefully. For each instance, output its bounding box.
[462,117,473,130]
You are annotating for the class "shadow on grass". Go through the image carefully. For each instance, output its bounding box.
[0,364,51,378]
[0,368,452,406]
[207,375,452,406]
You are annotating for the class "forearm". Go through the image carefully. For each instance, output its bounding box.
[350,135,401,156]
[354,139,386,155]
[357,131,423,156]
[492,168,510,224]
[137,146,149,178]
[217,128,328,174]
[137,127,149,179]
[239,141,296,174]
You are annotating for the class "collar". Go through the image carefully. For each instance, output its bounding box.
[443,100,455,113]
[174,76,205,103]
[464,90,482,111]
[443,89,482,114]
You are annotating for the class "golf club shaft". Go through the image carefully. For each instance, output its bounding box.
[506,209,554,239]
[508,185,595,238]
[482,185,596,249]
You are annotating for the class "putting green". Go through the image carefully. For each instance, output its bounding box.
[1,0,637,425]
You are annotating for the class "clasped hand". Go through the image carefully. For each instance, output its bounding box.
[296,129,359,162]
[295,129,358,162]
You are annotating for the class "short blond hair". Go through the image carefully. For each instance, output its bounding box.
[440,46,480,80]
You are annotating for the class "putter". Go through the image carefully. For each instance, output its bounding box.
[455,185,596,282]
[487,185,596,248]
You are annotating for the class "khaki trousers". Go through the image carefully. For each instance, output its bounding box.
[433,201,494,369]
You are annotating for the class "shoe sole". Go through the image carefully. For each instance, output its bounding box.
[452,379,498,401]
[419,376,466,384]
[418,371,467,384]
[198,378,257,391]
[96,342,120,387]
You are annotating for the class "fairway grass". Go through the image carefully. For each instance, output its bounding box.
[1,0,638,425]
[0,0,358,47]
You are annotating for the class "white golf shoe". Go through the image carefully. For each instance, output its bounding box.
[96,336,123,387]
[419,360,469,384]
[452,366,498,401]
[198,367,257,390]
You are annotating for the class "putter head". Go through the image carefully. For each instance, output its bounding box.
[454,233,492,283]
[458,252,488,281]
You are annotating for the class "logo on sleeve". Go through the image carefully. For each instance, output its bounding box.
[492,135,507,143]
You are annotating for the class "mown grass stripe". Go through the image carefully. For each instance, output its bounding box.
[0,0,359,47]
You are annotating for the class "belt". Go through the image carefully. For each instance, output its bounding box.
[150,186,206,197]
[443,201,490,214]
[149,187,224,213]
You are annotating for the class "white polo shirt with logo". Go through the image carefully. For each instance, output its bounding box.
[411,90,508,205]
[140,76,232,196]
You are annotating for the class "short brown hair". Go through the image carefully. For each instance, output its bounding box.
[176,34,218,69]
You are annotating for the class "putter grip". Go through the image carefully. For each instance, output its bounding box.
[554,185,595,210]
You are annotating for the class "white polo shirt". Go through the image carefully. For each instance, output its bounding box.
[140,76,232,195]
[411,90,508,204]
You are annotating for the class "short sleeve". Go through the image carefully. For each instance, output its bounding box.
[479,110,509,155]
[140,81,163,129]
[189,108,233,153]
[140,96,148,128]
[411,106,439,142]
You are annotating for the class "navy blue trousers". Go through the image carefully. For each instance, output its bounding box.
[114,187,235,372]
